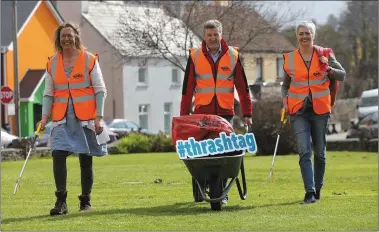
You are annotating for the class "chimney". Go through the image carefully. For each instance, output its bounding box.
[82,1,89,14]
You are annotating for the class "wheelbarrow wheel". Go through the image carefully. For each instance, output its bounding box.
[192,178,203,202]
[209,178,223,211]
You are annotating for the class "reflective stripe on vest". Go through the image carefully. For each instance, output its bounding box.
[284,50,331,114]
[50,52,92,90]
[287,52,329,87]
[193,47,237,81]
[191,46,238,110]
[48,50,97,121]
[195,87,234,93]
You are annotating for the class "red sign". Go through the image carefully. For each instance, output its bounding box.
[1,86,14,104]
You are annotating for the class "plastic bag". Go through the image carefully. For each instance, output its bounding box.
[171,114,234,145]
[313,45,339,107]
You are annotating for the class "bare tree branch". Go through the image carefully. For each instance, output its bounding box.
[112,1,303,71]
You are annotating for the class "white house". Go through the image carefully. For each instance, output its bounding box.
[122,58,185,134]
[55,1,201,134]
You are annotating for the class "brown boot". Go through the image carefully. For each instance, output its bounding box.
[50,191,68,216]
[78,194,91,211]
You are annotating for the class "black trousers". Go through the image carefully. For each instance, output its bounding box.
[52,150,93,195]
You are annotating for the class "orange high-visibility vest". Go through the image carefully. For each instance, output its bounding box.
[190,46,238,110]
[47,50,98,121]
[283,49,331,115]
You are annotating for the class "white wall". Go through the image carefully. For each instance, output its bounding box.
[123,58,185,133]
[55,1,82,25]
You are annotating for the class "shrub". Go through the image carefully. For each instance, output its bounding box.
[250,98,297,156]
[149,132,176,152]
[116,133,151,154]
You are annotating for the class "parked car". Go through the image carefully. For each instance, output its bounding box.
[35,122,118,147]
[105,119,153,139]
[358,111,378,140]
[357,88,378,121]
[1,128,19,148]
[347,111,378,140]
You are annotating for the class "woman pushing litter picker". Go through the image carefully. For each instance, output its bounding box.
[38,22,109,216]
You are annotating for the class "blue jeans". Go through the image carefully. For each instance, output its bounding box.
[290,111,330,193]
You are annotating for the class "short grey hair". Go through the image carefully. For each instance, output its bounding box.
[296,21,316,38]
[203,19,222,35]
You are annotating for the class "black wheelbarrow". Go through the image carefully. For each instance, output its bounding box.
[183,150,247,211]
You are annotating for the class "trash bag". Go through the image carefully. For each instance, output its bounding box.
[171,114,234,145]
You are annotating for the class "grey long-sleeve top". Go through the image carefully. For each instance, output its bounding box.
[281,53,346,98]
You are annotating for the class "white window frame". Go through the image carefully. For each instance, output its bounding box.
[164,102,172,134]
[138,67,148,86]
[276,57,284,80]
[171,68,180,85]
[256,57,263,82]
[138,104,149,130]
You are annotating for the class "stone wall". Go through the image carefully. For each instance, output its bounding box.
[331,98,359,131]
[1,147,51,161]
[1,138,376,161]
[327,139,378,152]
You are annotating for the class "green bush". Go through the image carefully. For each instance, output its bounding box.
[114,132,175,154]
[149,132,176,152]
[250,98,297,156]
[116,133,152,154]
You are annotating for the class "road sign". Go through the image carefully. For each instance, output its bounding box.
[1,86,14,104]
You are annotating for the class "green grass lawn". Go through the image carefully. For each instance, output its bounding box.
[1,151,377,231]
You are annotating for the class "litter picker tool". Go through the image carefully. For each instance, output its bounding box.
[13,123,44,195]
[268,108,288,181]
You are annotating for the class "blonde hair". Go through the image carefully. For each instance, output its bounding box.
[53,22,84,53]
[296,20,316,39]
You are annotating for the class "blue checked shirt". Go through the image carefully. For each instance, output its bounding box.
[206,43,222,63]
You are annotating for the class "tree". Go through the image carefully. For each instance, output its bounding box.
[280,1,378,98]
[338,1,378,98]
[112,1,303,72]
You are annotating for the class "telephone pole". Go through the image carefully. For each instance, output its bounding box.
[13,0,20,136]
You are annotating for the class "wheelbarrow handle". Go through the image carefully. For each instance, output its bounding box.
[236,157,248,200]
[195,178,237,203]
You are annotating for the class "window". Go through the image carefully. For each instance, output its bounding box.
[138,67,147,84]
[164,103,172,134]
[172,68,180,84]
[360,96,378,107]
[276,57,284,80]
[256,57,263,82]
[125,121,140,131]
[112,121,127,129]
[138,104,149,130]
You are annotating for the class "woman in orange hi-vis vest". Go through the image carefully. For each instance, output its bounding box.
[281,21,346,204]
[37,22,109,216]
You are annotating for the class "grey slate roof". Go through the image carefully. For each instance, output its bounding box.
[82,1,201,57]
[1,1,39,47]
[20,69,45,98]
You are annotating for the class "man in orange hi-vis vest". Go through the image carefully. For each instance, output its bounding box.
[281,21,346,204]
[37,22,109,216]
[180,19,253,205]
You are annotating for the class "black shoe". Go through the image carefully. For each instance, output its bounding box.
[50,191,68,216]
[302,192,316,204]
[78,194,92,211]
[315,189,321,200]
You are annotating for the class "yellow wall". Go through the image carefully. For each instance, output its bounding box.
[243,52,284,84]
[6,1,60,89]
